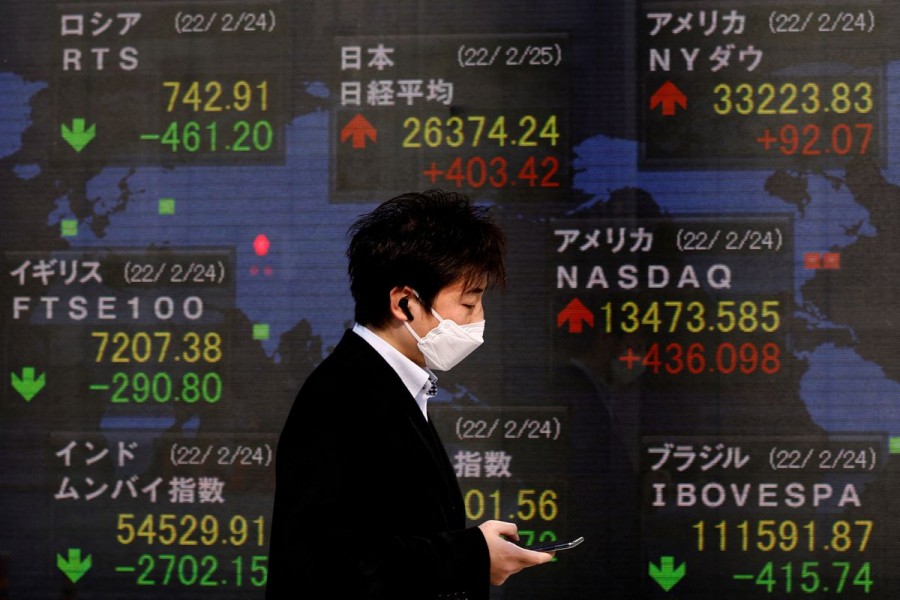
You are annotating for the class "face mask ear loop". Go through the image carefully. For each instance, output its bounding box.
[404,320,424,343]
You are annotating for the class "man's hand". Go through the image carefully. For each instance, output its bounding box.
[478,520,555,585]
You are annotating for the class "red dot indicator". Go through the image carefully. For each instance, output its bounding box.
[253,234,270,257]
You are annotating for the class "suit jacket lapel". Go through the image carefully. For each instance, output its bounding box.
[341,331,462,512]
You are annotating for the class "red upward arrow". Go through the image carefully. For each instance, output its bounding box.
[557,298,594,334]
[340,114,377,148]
[650,81,687,116]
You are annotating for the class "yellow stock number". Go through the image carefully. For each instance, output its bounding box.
[163,80,269,112]
[600,300,780,334]
[402,114,559,148]
[464,488,559,522]
[693,519,873,553]
[92,330,223,363]
[116,513,266,547]
[713,81,873,116]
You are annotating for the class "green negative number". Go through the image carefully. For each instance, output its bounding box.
[160,121,273,152]
[231,120,273,151]
[110,372,222,403]
[135,554,219,586]
[752,561,873,594]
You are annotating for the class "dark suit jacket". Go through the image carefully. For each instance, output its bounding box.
[266,330,489,599]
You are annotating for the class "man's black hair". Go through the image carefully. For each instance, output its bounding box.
[347,189,507,327]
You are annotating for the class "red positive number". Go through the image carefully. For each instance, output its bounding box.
[422,155,560,189]
[755,123,873,156]
[620,342,782,375]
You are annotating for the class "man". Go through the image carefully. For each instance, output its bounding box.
[266,190,552,599]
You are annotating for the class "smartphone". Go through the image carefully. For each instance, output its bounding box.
[526,536,584,552]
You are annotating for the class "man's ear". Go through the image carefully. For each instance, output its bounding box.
[389,286,417,322]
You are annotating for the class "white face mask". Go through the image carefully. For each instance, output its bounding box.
[404,304,485,371]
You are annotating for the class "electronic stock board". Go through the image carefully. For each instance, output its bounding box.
[2,1,899,598]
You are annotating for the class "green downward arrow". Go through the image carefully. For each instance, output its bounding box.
[61,118,96,152]
[649,555,686,592]
[11,367,45,402]
[57,548,92,583]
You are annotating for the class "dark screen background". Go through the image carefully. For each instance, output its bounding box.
[2,1,899,598]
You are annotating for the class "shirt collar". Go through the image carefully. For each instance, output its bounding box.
[352,323,436,420]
